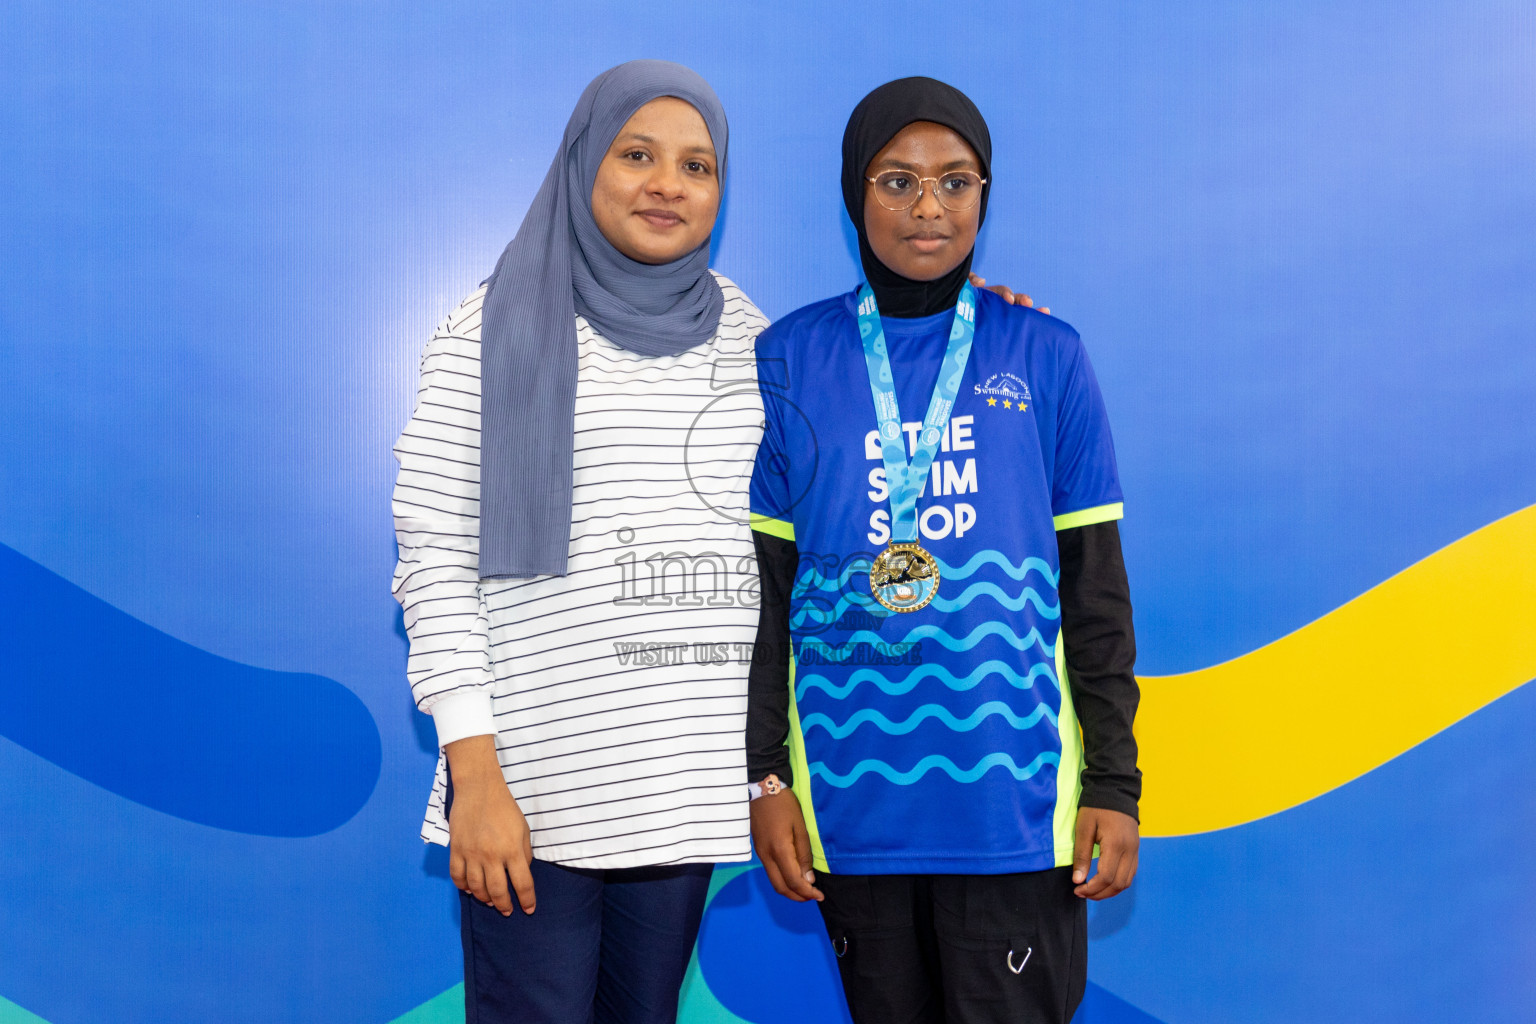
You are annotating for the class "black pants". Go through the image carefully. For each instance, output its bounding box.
[817,868,1087,1024]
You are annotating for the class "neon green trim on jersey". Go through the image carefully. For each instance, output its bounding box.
[786,654,830,873]
[1052,638,1085,867]
[1052,502,1124,532]
[749,514,795,542]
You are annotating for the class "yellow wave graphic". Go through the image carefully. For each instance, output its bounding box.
[1137,503,1536,837]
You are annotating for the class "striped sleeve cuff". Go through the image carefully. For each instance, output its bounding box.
[430,689,497,748]
[750,513,795,542]
[1052,502,1124,531]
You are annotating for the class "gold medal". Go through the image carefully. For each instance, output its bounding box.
[869,542,940,613]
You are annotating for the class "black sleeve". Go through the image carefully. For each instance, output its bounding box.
[1056,519,1142,820]
[746,529,797,786]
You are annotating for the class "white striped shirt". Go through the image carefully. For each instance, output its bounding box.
[392,273,768,868]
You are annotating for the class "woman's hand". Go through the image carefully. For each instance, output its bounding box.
[750,790,823,902]
[968,272,1050,314]
[444,734,536,916]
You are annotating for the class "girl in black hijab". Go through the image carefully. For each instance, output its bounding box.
[746,76,1141,1024]
[841,75,995,318]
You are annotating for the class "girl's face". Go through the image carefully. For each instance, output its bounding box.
[862,121,982,283]
[591,97,720,265]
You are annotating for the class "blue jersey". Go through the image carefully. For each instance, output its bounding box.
[750,287,1123,875]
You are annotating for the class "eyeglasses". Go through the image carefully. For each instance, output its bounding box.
[865,169,988,212]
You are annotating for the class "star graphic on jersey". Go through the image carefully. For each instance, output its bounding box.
[1003,399,1012,409]
[987,397,997,407]
[1017,403,1028,412]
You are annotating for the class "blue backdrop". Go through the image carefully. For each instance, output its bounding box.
[2,2,1533,1022]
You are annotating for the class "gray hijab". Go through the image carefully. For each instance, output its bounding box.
[479,60,728,578]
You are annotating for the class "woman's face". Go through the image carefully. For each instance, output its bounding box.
[591,97,720,265]
[862,121,982,283]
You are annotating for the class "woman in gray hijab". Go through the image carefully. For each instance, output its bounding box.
[393,60,763,1024]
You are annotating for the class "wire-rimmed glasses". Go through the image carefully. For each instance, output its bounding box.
[865,169,987,212]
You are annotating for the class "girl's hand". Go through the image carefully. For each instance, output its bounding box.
[1071,806,1139,900]
[750,789,823,902]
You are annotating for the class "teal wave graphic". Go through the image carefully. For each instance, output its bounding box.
[801,622,1055,662]
[809,750,1061,787]
[931,582,1060,617]
[793,551,1058,596]
[790,582,1059,630]
[794,558,873,595]
[801,700,1058,739]
[937,552,1059,585]
[790,589,878,629]
[796,660,1058,701]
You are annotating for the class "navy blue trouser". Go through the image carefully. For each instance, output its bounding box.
[459,858,713,1024]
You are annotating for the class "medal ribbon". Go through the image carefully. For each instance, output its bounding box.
[856,281,977,544]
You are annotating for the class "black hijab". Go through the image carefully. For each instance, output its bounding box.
[841,77,993,318]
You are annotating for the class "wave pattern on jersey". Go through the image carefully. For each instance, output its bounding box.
[791,550,1058,598]
[800,700,1059,739]
[938,551,1059,584]
[790,581,1060,629]
[809,750,1061,788]
[795,660,1059,701]
[799,621,1056,662]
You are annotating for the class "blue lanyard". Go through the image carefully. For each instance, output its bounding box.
[856,282,977,544]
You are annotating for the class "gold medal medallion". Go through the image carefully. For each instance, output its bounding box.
[869,542,940,613]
